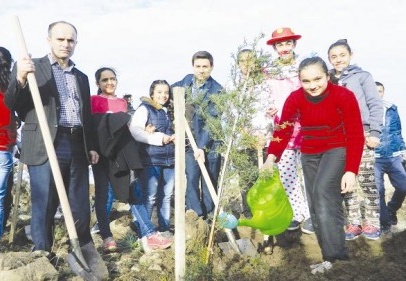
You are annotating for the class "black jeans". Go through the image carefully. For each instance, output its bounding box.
[301,148,349,262]
[92,156,114,240]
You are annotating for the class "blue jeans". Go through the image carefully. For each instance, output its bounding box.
[0,151,13,238]
[301,148,349,262]
[106,183,114,214]
[28,132,92,251]
[185,146,221,217]
[374,156,406,228]
[130,179,155,238]
[141,165,174,231]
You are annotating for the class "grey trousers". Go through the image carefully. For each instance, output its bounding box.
[301,147,349,262]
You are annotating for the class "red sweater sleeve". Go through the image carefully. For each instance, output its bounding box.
[267,92,299,161]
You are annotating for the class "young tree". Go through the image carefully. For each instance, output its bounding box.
[193,34,273,216]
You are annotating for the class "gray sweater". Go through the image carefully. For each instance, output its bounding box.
[329,65,383,137]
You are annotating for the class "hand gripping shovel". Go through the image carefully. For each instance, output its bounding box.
[13,16,97,280]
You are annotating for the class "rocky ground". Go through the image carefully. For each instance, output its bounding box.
[1,174,406,281]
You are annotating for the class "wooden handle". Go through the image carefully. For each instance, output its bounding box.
[183,117,219,205]
[173,87,186,280]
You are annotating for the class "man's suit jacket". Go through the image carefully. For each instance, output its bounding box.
[5,55,96,165]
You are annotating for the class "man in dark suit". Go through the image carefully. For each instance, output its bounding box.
[6,21,107,279]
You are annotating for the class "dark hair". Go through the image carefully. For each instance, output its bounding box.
[192,51,214,66]
[0,47,13,92]
[298,56,329,76]
[95,67,117,82]
[48,21,78,37]
[95,67,117,95]
[327,39,352,56]
[123,94,132,100]
[375,81,384,89]
[149,80,174,121]
[149,80,172,100]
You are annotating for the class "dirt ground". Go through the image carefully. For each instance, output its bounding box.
[1,176,406,281]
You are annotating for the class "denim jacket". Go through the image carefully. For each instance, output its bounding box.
[375,101,406,158]
[172,74,223,150]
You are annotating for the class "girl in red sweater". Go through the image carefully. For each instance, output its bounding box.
[263,56,364,274]
[90,67,127,252]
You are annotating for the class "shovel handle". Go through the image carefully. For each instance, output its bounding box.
[184,117,218,205]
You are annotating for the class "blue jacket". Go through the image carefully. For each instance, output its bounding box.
[375,101,406,158]
[172,74,223,150]
[139,100,175,166]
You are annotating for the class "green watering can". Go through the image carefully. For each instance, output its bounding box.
[218,168,293,235]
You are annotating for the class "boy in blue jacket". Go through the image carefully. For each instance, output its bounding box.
[374,81,406,235]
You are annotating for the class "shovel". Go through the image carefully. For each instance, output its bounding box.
[183,119,243,255]
[13,16,95,280]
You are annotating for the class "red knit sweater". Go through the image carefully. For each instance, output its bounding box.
[0,92,16,151]
[268,82,365,174]
[91,95,127,114]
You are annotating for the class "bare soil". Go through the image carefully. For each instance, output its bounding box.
[2,178,406,281]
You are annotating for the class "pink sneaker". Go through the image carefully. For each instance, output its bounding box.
[345,224,362,240]
[362,225,381,240]
[102,237,117,252]
[141,232,173,253]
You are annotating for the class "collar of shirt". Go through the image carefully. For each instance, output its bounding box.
[47,54,75,71]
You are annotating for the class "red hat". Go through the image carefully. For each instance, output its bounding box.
[266,27,302,45]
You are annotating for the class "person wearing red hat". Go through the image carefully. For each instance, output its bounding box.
[264,27,313,234]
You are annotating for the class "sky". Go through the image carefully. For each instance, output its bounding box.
[1,0,406,132]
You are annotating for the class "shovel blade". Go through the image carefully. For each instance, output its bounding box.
[66,252,98,281]
[236,238,258,257]
[70,238,90,271]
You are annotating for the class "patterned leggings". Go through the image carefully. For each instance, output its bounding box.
[344,145,380,228]
[278,149,310,222]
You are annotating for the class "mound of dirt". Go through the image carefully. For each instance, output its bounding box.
[2,177,406,280]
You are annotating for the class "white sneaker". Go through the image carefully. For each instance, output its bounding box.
[140,236,152,254]
[309,262,324,269]
[25,225,32,241]
[54,206,64,220]
[311,261,332,274]
[90,222,100,234]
